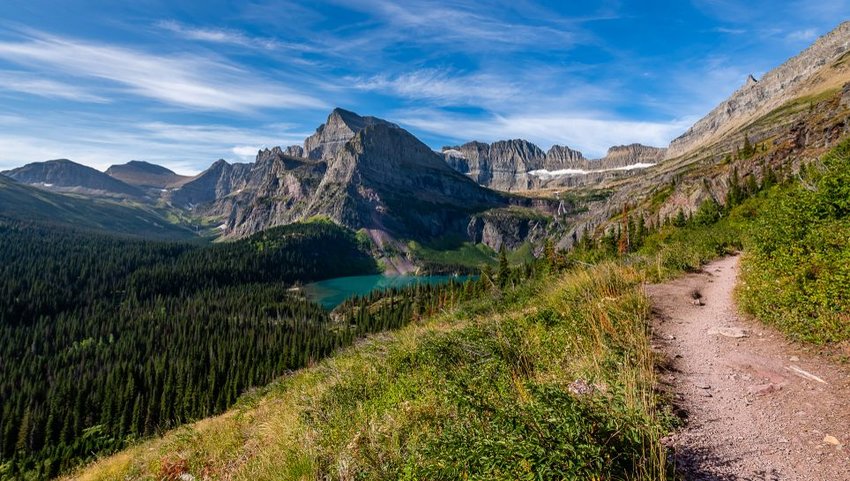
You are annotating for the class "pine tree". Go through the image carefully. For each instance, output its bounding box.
[498,247,510,287]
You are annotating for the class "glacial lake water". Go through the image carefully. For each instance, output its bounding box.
[301,274,476,309]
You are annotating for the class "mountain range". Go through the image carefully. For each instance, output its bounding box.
[2,22,849,268]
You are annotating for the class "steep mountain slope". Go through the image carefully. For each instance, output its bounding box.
[303,122,506,238]
[442,140,664,191]
[554,22,850,247]
[105,160,190,189]
[302,107,397,160]
[169,159,254,207]
[2,158,144,198]
[0,174,196,239]
[667,21,850,159]
[170,109,549,251]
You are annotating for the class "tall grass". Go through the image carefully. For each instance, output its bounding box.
[64,263,672,481]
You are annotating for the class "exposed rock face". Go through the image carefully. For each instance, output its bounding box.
[467,209,548,252]
[442,140,663,191]
[284,145,304,157]
[2,159,143,198]
[544,145,585,169]
[302,108,397,161]
[667,21,850,159]
[222,148,326,237]
[443,139,574,191]
[169,159,253,207]
[305,122,506,238]
[598,144,666,168]
[106,160,190,189]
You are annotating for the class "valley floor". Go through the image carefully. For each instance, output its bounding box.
[649,256,850,480]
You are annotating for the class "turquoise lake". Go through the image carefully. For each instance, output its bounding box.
[302,274,475,309]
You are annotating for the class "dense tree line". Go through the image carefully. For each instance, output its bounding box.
[0,219,498,479]
[0,220,374,478]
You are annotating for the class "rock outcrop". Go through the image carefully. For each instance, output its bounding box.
[666,21,850,159]
[302,108,397,161]
[169,159,253,207]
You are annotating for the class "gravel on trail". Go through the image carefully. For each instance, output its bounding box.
[647,255,850,480]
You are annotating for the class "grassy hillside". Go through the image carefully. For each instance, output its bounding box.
[63,260,671,480]
[0,175,196,240]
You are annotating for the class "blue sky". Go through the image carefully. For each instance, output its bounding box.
[0,1,846,174]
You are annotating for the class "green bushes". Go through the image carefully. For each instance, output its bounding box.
[738,139,850,343]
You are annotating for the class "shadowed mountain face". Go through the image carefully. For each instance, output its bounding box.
[105,160,190,189]
[2,159,144,198]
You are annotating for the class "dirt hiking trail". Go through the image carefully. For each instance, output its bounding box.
[647,255,850,480]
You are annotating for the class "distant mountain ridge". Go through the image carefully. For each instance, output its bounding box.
[174,109,524,248]
[441,140,665,191]
[2,159,144,198]
[0,174,195,239]
[105,160,190,189]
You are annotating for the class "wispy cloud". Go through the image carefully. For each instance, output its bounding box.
[398,109,692,158]
[0,70,109,103]
[156,20,315,53]
[0,115,312,173]
[786,28,818,42]
[350,69,519,106]
[713,27,746,34]
[0,31,326,112]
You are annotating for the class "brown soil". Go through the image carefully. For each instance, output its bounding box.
[647,255,850,480]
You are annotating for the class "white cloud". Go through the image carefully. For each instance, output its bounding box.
[350,69,519,106]
[0,31,326,112]
[232,146,263,158]
[156,20,314,52]
[0,117,312,174]
[786,28,818,42]
[0,70,109,103]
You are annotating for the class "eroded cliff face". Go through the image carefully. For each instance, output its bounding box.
[467,209,549,252]
[666,21,850,159]
[305,122,507,238]
[441,141,664,191]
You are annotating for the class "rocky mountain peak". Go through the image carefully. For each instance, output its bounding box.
[303,108,399,161]
[544,145,586,170]
[745,74,759,87]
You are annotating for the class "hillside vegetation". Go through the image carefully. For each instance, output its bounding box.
[0,175,196,240]
[62,259,671,480]
[61,137,850,481]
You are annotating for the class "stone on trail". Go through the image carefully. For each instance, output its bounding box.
[824,435,840,446]
[708,326,749,338]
